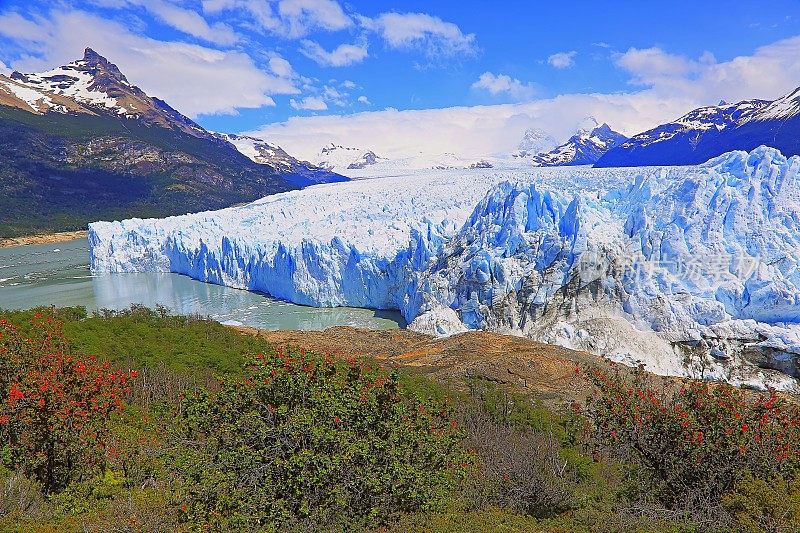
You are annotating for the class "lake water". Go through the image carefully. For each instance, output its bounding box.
[0,239,404,330]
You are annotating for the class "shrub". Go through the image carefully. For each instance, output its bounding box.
[722,473,800,533]
[460,402,576,517]
[584,366,800,524]
[172,347,468,530]
[456,379,580,518]
[0,313,136,493]
[0,466,51,521]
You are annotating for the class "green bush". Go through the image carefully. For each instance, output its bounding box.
[722,473,800,533]
[0,466,52,522]
[172,347,469,530]
[454,379,586,518]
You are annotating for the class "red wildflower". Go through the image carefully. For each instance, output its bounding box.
[8,384,24,402]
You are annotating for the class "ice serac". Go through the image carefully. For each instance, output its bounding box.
[89,147,800,390]
[411,147,800,385]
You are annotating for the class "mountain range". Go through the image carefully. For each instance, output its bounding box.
[217,134,346,187]
[0,48,342,237]
[595,88,800,167]
[314,143,388,173]
[528,123,627,166]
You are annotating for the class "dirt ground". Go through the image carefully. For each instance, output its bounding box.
[0,230,88,248]
[237,326,616,406]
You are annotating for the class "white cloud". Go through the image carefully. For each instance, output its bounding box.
[202,0,281,32]
[0,9,298,117]
[547,51,577,69]
[0,60,9,75]
[472,72,536,100]
[357,95,370,104]
[248,91,698,161]
[95,0,238,45]
[251,35,800,160]
[299,40,368,67]
[322,85,346,106]
[361,12,476,58]
[341,80,356,89]
[139,0,238,45]
[268,55,294,78]
[615,37,800,103]
[0,11,45,42]
[201,0,350,38]
[276,0,351,38]
[289,95,328,110]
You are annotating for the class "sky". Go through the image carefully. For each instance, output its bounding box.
[1,0,800,159]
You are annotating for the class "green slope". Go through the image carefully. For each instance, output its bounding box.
[0,106,295,237]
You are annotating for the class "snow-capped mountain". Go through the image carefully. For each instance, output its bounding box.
[753,87,800,121]
[217,134,346,187]
[529,123,627,166]
[89,146,800,390]
[314,143,387,173]
[0,48,344,187]
[595,89,800,167]
[313,146,532,178]
[0,48,339,236]
[0,48,216,142]
[513,128,558,158]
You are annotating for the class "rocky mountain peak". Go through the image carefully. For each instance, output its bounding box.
[575,116,600,135]
[514,128,557,158]
[592,123,614,135]
[82,47,104,63]
[77,47,130,85]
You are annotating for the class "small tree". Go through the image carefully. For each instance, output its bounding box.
[0,314,136,493]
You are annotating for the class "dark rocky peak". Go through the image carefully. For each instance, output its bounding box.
[73,48,132,90]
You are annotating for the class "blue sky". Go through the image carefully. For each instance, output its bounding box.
[2,0,800,157]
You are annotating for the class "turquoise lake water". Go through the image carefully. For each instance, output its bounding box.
[0,238,403,330]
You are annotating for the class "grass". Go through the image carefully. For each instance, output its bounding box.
[0,306,271,376]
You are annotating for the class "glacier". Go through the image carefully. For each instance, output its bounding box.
[89,146,800,390]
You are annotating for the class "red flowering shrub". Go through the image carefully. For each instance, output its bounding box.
[0,314,136,493]
[174,346,467,530]
[584,366,800,516]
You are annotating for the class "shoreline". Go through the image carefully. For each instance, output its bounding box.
[0,230,88,248]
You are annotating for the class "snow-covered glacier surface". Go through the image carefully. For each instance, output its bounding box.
[89,147,800,390]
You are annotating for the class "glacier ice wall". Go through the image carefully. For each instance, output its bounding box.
[89,147,800,389]
[89,170,516,310]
